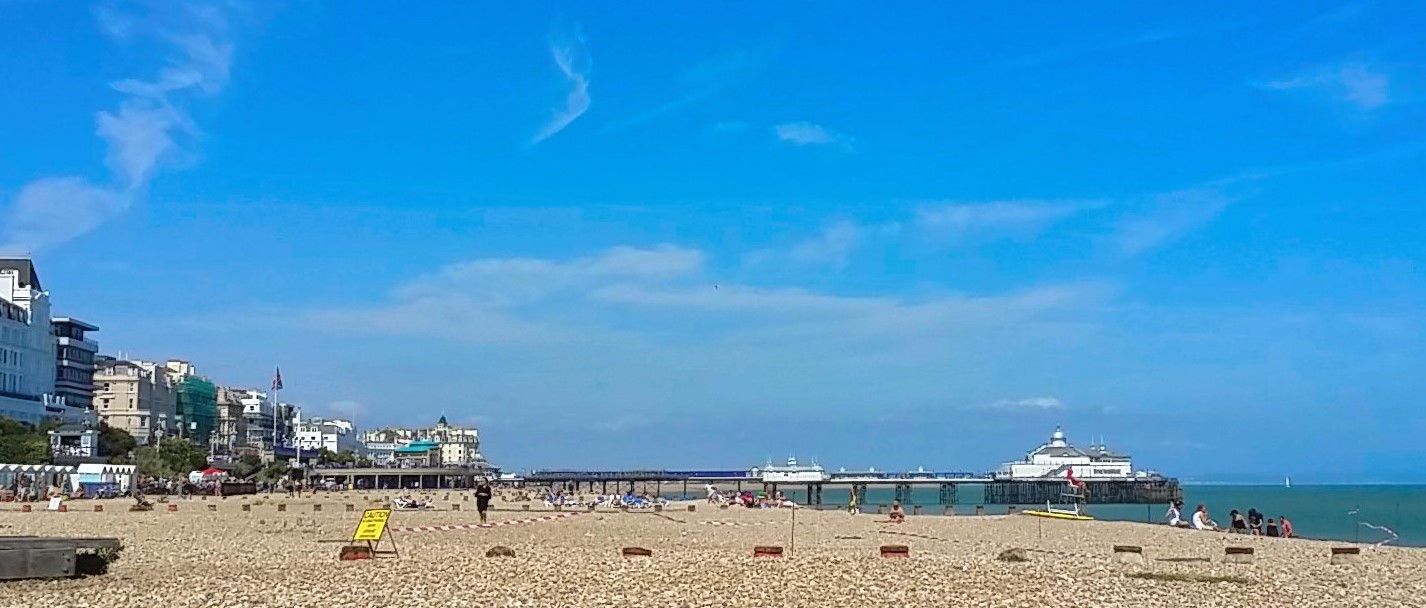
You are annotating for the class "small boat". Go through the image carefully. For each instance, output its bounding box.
[1285,477,1291,489]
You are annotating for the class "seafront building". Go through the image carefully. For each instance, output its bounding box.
[93,357,178,444]
[0,258,66,424]
[51,317,99,419]
[993,426,1139,480]
[213,386,249,458]
[359,416,485,467]
[295,416,365,456]
[163,360,218,445]
[236,389,277,449]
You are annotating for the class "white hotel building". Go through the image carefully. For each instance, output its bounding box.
[0,259,63,424]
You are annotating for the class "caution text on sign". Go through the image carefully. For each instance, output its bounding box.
[352,508,392,542]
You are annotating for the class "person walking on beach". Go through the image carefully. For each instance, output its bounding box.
[848,490,859,515]
[475,478,494,524]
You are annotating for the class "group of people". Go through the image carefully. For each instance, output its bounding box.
[705,484,800,509]
[1166,500,1293,537]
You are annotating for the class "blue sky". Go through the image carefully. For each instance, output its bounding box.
[2,2,1424,480]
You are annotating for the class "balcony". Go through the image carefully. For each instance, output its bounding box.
[56,336,100,350]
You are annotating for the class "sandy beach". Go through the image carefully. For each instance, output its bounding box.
[3,492,1423,607]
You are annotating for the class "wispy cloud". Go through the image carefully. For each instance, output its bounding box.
[1111,189,1232,255]
[774,122,853,148]
[603,51,758,134]
[0,3,234,254]
[988,397,1065,411]
[998,22,1249,70]
[1258,63,1390,110]
[916,201,1090,243]
[787,220,864,266]
[530,26,592,145]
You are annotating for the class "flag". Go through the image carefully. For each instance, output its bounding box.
[271,367,284,391]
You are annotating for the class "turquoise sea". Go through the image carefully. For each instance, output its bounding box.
[677,484,1426,547]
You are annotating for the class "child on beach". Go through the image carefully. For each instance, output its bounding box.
[1279,515,1294,538]
[889,500,906,524]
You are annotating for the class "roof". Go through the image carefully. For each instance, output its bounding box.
[1033,446,1087,458]
[0,258,41,291]
[52,317,99,331]
[395,440,441,453]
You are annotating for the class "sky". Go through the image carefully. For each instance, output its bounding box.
[1,2,1424,481]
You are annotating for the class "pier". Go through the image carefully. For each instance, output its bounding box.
[518,469,1181,506]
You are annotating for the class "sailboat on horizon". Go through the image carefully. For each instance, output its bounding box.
[1285,476,1291,489]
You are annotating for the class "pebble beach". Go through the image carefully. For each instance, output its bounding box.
[4,493,1424,607]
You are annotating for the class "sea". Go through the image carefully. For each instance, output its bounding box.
[675,484,1426,547]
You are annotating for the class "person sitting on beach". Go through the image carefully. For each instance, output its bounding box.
[1265,518,1280,537]
[1248,508,1264,535]
[1228,509,1248,533]
[889,500,906,524]
[1279,515,1294,538]
[1191,504,1219,531]
[1165,500,1184,527]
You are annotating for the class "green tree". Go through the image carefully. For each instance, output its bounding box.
[97,423,137,462]
[0,417,49,464]
[316,447,355,465]
[258,459,291,482]
[158,437,208,473]
[132,446,174,478]
[233,453,263,479]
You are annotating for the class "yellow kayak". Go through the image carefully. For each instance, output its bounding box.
[1023,510,1095,521]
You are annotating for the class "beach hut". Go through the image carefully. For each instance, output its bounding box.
[71,463,137,496]
[0,463,77,500]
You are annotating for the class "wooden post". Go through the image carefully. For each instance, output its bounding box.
[1330,547,1361,565]
[1113,545,1145,566]
[1225,547,1255,564]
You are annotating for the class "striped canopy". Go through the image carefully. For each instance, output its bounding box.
[0,464,77,474]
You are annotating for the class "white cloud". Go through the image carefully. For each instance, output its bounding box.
[531,27,592,145]
[785,220,865,267]
[989,396,1064,410]
[0,3,234,253]
[0,179,131,255]
[303,245,706,344]
[1260,63,1390,110]
[1112,189,1231,255]
[916,201,1089,242]
[774,122,853,147]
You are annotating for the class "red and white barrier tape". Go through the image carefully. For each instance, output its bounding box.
[392,511,582,533]
[696,520,773,527]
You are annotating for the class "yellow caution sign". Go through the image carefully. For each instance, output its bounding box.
[352,508,392,542]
